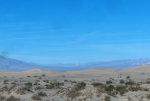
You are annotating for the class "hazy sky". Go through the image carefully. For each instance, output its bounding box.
[0,0,150,64]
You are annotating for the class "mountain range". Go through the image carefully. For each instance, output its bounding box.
[0,56,150,71]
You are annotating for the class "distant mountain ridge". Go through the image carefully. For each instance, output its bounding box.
[0,56,49,71]
[0,56,150,71]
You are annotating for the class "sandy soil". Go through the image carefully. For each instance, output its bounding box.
[0,65,150,101]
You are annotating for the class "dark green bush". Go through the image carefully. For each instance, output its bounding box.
[91,82,104,87]
[120,79,125,84]
[24,82,32,88]
[106,80,112,85]
[74,82,86,91]
[45,81,64,89]
[115,85,128,95]
[37,92,47,97]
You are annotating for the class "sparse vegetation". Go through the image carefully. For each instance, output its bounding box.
[120,79,125,84]
[147,94,150,99]
[31,94,41,100]
[0,70,150,101]
[6,96,20,101]
[106,80,112,84]
[91,82,104,87]
[104,95,111,101]
[24,82,32,88]
[45,81,64,89]
[37,92,47,97]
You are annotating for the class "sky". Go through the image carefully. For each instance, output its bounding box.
[0,0,150,64]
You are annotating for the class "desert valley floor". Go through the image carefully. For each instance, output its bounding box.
[1,65,150,101]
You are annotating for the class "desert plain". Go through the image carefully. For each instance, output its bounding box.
[0,65,150,101]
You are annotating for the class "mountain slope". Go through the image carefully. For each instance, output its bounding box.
[0,56,48,71]
[50,59,150,70]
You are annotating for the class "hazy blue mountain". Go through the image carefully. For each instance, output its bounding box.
[0,56,49,71]
[74,59,150,70]
[48,59,150,71]
[0,56,150,71]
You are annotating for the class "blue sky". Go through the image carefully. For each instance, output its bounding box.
[0,0,150,64]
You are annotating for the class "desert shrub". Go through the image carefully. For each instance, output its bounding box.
[24,82,32,88]
[45,81,64,89]
[105,85,114,92]
[128,97,132,101]
[15,86,33,95]
[65,82,86,100]
[35,86,44,90]
[106,80,112,85]
[34,82,40,85]
[43,80,49,83]
[38,77,42,79]
[104,96,111,101]
[96,87,104,97]
[105,85,116,96]
[35,80,40,82]
[120,79,125,84]
[147,94,150,99]
[33,75,39,77]
[64,80,68,82]
[0,95,6,101]
[146,80,150,84]
[142,87,149,91]
[45,84,54,89]
[11,82,17,86]
[128,86,140,91]
[27,76,31,77]
[6,96,20,101]
[115,85,128,95]
[125,80,135,86]
[42,74,46,77]
[31,92,47,100]
[74,82,86,91]
[31,94,41,100]
[71,81,77,84]
[126,76,130,79]
[66,88,80,100]
[3,80,9,84]
[91,82,104,87]
[37,92,47,97]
